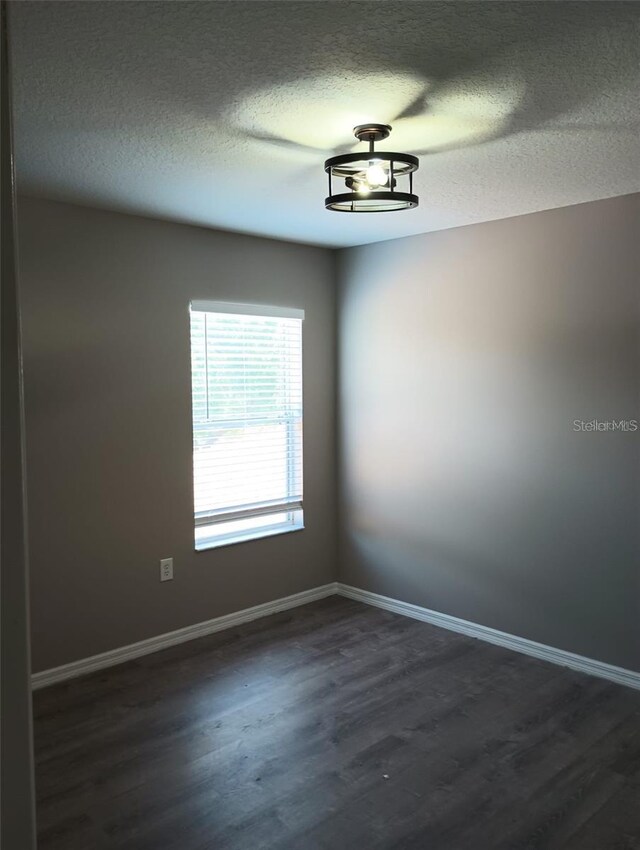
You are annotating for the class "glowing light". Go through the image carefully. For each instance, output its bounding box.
[366,162,387,187]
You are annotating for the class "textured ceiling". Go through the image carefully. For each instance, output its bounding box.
[9,1,640,247]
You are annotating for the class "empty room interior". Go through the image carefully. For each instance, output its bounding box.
[2,2,640,848]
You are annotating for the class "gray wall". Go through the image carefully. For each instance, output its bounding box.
[17,197,337,673]
[17,192,640,676]
[337,194,639,672]
[1,3,36,846]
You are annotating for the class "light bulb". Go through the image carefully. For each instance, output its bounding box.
[356,182,370,196]
[366,161,387,188]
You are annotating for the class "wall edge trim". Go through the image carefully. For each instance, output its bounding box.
[33,581,639,692]
[336,584,640,690]
[31,582,339,689]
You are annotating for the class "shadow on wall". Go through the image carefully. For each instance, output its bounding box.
[346,524,637,671]
[337,194,639,671]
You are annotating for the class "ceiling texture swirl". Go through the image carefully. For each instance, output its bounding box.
[9,1,640,246]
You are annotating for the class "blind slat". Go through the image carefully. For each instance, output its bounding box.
[190,307,303,525]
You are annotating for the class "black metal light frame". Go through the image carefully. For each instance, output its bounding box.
[325,124,419,213]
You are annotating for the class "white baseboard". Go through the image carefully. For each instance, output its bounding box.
[31,582,338,690]
[32,579,640,693]
[336,583,640,691]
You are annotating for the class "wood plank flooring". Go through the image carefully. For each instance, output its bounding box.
[33,596,640,850]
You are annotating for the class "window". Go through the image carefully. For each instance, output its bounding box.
[189,300,304,550]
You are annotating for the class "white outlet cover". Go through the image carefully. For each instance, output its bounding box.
[160,558,173,582]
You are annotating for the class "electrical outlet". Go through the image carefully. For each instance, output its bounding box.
[160,557,173,582]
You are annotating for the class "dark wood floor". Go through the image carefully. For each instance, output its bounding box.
[33,596,640,850]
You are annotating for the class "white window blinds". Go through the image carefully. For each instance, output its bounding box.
[189,301,304,548]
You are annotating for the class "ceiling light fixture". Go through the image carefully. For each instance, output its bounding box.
[325,123,419,213]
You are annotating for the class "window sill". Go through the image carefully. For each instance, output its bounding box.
[195,522,304,552]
